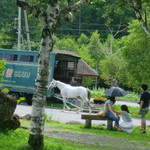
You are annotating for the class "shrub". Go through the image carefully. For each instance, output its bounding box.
[0,60,6,82]
[91,88,139,101]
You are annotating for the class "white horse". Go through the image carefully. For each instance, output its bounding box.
[48,79,91,113]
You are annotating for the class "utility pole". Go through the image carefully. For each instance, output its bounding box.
[17,7,22,50]
[24,9,31,51]
[17,0,31,51]
[79,9,81,35]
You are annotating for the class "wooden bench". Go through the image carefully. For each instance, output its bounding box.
[81,114,113,130]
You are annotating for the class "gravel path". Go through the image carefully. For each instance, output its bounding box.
[44,126,150,150]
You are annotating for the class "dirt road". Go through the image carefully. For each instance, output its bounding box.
[14,103,150,127]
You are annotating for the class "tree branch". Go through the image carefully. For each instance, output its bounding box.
[60,0,90,16]
[14,0,41,18]
[131,0,150,37]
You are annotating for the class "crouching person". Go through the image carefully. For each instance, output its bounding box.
[116,105,134,133]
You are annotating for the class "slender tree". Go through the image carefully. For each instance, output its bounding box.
[131,0,150,37]
[117,0,150,37]
[14,0,91,149]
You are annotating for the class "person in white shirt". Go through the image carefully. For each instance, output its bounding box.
[116,105,134,133]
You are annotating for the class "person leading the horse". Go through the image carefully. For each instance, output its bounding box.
[70,77,78,86]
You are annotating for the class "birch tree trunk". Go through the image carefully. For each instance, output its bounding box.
[27,2,60,148]
[14,0,90,149]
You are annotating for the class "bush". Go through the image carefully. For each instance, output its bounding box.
[91,88,140,101]
[0,60,6,82]
[91,88,107,98]
[121,91,140,101]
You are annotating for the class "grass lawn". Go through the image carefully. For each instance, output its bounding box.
[1,87,148,150]
[0,119,150,150]
[113,105,150,118]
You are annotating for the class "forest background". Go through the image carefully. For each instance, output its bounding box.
[0,0,150,92]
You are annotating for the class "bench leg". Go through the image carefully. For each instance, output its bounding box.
[85,119,91,128]
[107,120,113,130]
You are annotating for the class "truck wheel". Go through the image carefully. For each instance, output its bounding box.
[26,94,33,105]
[26,99,32,105]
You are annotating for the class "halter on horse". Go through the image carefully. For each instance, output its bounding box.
[48,79,91,113]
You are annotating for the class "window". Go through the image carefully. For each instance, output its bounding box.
[29,56,34,62]
[5,54,11,61]
[67,62,74,70]
[4,54,18,61]
[13,55,18,61]
[0,53,3,60]
[20,55,34,62]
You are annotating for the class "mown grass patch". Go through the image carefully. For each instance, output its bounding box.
[0,119,150,150]
[45,120,150,141]
[0,127,100,150]
[114,105,150,118]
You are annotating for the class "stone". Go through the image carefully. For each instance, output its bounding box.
[0,90,20,130]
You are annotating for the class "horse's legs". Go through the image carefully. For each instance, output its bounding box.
[87,100,92,114]
[80,96,91,114]
[66,98,71,110]
[62,97,66,111]
[87,101,92,114]
[77,99,83,112]
[79,96,85,113]
[79,99,84,112]
[62,97,70,111]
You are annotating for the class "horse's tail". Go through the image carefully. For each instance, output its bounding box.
[87,88,92,113]
[87,88,91,101]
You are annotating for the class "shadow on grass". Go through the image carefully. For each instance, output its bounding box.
[0,128,10,134]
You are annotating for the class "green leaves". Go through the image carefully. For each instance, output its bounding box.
[120,19,150,89]
[16,97,26,104]
[100,54,124,86]
[0,59,6,82]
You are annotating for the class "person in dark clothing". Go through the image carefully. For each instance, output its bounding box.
[138,84,150,133]
[70,77,78,86]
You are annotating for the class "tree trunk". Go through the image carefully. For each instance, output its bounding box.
[28,3,59,148]
[28,33,54,149]
[14,0,90,149]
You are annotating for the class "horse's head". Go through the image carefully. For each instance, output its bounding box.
[48,79,57,89]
